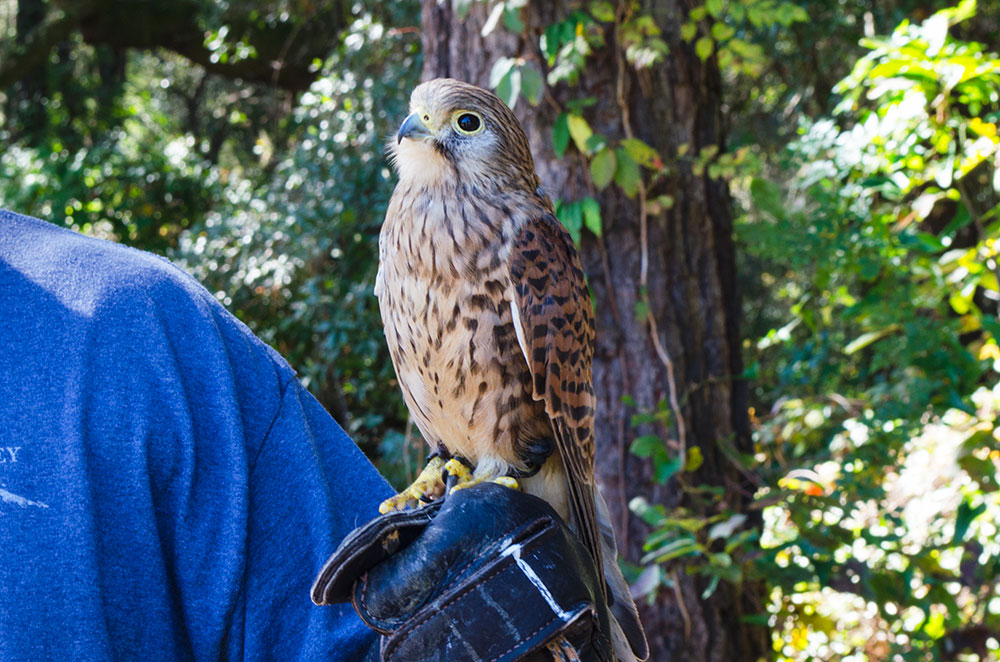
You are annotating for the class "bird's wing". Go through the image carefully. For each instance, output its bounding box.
[508,213,602,584]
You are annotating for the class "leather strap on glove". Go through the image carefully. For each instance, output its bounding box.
[312,483,614,662]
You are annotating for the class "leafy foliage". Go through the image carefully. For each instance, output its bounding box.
[740,2,1000,658]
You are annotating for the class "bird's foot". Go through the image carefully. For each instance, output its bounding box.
[378,455,448,514]
[444,458,520,494]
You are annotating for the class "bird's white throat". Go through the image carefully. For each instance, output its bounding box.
[389,139,452,188]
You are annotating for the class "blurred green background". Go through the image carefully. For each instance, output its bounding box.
[1,1,998,660]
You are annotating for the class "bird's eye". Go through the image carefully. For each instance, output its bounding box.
[453,111,483,135]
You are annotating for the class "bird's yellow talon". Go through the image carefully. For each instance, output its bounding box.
[442,458,473,484]
[448,474,521,494]
[379,455,448,513]
[492,476,520,490]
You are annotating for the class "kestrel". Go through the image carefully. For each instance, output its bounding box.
[375,78,647,661]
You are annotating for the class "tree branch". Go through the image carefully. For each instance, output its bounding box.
[2,0,350,93]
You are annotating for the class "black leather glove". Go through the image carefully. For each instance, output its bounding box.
[312,483,614,662]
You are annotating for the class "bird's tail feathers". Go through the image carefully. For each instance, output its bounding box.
[596,487,649,661]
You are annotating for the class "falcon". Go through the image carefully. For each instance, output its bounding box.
[375,78,647,661]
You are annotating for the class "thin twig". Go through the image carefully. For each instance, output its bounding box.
[671,569,692,642]
[647,312,688,459]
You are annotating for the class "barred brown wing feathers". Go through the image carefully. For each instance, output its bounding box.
[508,213,602,586]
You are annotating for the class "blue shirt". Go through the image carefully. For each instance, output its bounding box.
[0,211,391,660]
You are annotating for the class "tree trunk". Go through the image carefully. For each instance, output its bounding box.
[419,2,768,660]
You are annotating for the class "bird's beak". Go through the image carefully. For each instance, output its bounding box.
[396,112,432,144]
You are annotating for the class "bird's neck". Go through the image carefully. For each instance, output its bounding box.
[384,179,550,279]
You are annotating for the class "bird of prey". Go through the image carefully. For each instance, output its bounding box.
[375,78,647,661]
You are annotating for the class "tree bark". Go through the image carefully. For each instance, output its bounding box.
[419,2,768,660]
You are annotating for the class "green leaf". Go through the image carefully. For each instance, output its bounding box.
[695,36,714,61]
[775,2,801,26]
[621,137,661,169]
[488,57,516,89]
[705,0,723,17]
[590,148,616,189]
[494,71,513,108]
[503,5,525,33]
[641,537,703,564]
[749,178,784,220]
[634,298,649,320]
[614,147,641,197]
[711,21,735,41]
[520,64,544,106]
[455,0,474,20]
[925,612,946,639]
[567,114,593,154]
[648,194,674,214]
[629,496,666,525]
[498,66,521,108]
[724,528,756,554]
[684,446,703,472]
[708,514,747,541]
[584,134,608,153]
[541,23,561,62]
[557,200,583,244]
[630,434,664,458]
[680,21,697,42]
[581,196,602,237]
[844,326,898,354]
[708,557,742,583]
[553,113,570,158]
[655,456,683,484]
[701,574,721,599]
[589,1,615,22]
[658,517,708,533]
[490,58,521,108]
[950,288,976,315]
[953,499,986,544]
[707,551,732,568]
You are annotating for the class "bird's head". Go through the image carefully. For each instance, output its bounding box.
[390,78,538,191]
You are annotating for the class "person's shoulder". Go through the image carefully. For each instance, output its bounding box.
[3,209,206,311]
[0,209,295,383]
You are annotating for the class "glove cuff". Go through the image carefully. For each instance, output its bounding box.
[377,516,611,662]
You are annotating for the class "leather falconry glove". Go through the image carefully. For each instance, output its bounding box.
[312,483,616,662]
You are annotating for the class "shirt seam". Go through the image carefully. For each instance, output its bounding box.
[247,367,298,480]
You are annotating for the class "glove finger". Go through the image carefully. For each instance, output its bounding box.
[311,500,443,606]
